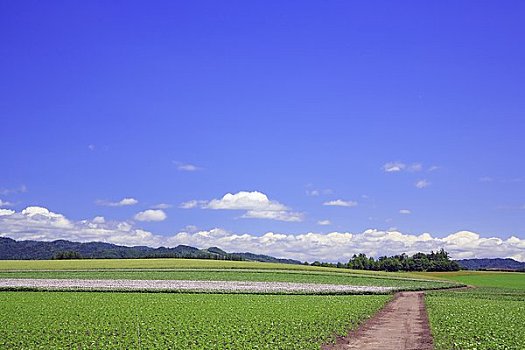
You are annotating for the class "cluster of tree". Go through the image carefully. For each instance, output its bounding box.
[52,250,83,260]
[308,249,460,272]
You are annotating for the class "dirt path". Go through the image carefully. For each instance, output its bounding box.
[322,292,433,350]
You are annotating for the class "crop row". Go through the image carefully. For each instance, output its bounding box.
[426,291,525,350]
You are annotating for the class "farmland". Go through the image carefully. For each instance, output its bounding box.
[10,259,525,349]
[0,292,389,349]
[0,269,455,290]
[424,271,525,350]
[0,258,460,349]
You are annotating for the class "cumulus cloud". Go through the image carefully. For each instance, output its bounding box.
[92,216,105,224]
[134,209,167,222]
[181,191,303,222]
[0,209,15,216]
[415,179,430,189]
[96,198,139,207]
[0,199,13,207]
[165,228,525,263]
[323,199,358,207]
[399,209,411,214]
[1,207,525,262]
[317,220,331,226]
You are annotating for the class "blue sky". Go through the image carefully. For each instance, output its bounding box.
[1,1,524,261]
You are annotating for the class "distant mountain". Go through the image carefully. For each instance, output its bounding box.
[0,237,302,264]
[456,258,525,271]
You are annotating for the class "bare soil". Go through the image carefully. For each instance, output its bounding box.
[322,292,433,350]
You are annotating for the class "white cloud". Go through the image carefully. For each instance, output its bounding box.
[181,191,302,222]
[415,179,430,189]
[305,188,333,197]
[383,162,406,172]
[88,144,95,151]
[242,210,303,222]
[0,206,161,246]
[179,200,206,209]
[174,162,201,172]
[0,185,27,196]
[134,209,167,222]
[399,209,411,214]
[0,209,15,216]
[384,162,432,173]
[306,189,320,196]
[1,207,525,262]
[151,203,172,209]
[323,199,358,207]
[205,191,287,211]
[92,216,105,224]
[0,199,13,207]
[165,228,525,263]
[317,220,331,226]
[96,198,139,207]
[407,163,423,172]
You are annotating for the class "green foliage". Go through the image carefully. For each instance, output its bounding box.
[426,291,525,349]
[0,292,389,349]
[52,250,82,260]
[342,249,460,272]
[425,272,525,349]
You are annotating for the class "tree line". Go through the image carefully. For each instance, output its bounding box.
[308,249,460,272]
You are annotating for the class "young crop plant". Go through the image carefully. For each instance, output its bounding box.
[0,292,390,349]
[426,291,525,350]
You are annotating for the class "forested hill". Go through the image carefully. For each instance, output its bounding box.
[0,237,301,264]
[456,258,525,271]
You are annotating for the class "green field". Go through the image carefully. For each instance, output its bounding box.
[1,258,491,349]
[424,271,525,350]
[419,270,525,289]
[0,258,448,279]
[0,269,456,290]
[0,292,389,349]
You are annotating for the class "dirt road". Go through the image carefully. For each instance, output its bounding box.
[322,292,433,350]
